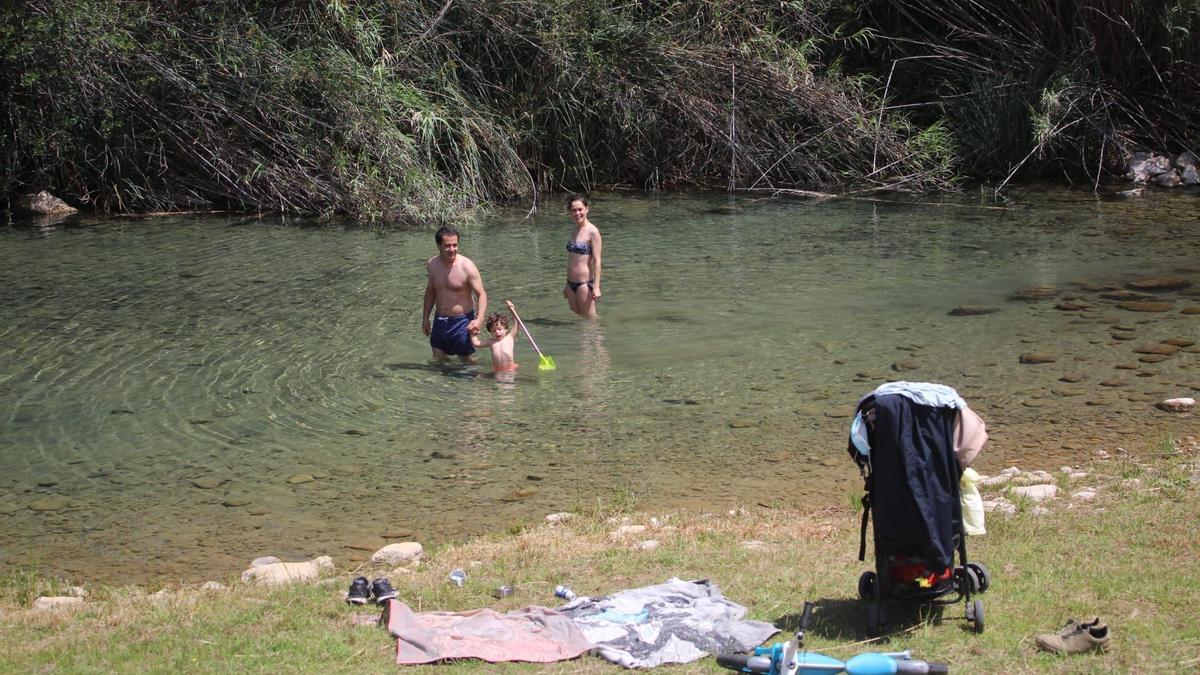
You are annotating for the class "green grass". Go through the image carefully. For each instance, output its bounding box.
[2,443,1197,673]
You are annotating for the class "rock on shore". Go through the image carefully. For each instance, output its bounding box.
[240,555,333,586]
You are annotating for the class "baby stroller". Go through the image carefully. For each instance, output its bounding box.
[847,383,991,636]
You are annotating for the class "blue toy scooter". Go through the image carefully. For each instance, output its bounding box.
[716,602,948,675]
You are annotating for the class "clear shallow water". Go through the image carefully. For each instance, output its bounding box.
[2,188,1198,584]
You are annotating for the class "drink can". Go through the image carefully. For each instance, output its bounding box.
[493,585,514,599]
[554,584,576,601]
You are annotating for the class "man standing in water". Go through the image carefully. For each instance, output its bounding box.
[422,227,487,363]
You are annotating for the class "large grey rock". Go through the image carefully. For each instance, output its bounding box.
[1152,170,1182,187]
[610,524,647,539]
[370,542,423,565]
[982,498,1017,515]
[1011,484,1059,501]
[33,596,84,611]
[16,191,77,215]
[241,555,333,586]
[1126,154,1174,183]
[1175,150,1199,172]
[1181,165,1200,185]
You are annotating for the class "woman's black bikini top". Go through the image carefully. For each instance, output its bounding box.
[567,239,592,255]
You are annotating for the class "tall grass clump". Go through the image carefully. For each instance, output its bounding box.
[1,1,956,223]
[836,0,1200,183]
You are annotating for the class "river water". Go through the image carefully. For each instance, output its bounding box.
[2,187,1198,584]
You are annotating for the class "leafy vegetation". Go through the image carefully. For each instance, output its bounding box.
[2,1,1196,222]
[836,0,1200,183]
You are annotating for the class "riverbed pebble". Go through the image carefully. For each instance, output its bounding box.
[948,306,999,316]
[1128,276,1193,291]
[1118,301,1173,312]
[1134,343,1181,356]
[29,495,71,512]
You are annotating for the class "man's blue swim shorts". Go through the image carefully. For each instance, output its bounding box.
[430,311,476,357]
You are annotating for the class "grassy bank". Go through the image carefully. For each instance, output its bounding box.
[3,440,1197,673]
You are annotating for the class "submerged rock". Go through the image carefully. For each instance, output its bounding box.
[1157,398,1195,413]
[948,306,999,316]
[17,191,77,215]
[1128,276,1192,291]
[1133,344,1181,356]
[1117,301,1173,312]
[1009,285,1061,301]
[1019,352,1056,364]
[191,477,226,490]
[29,495,71,512]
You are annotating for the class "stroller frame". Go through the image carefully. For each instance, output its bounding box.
[851,394,990,636]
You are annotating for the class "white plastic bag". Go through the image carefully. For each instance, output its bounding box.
[961,467,986,535]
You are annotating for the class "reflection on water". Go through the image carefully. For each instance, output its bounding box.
[1,187,1199,583]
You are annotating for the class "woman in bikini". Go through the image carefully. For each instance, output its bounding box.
[564,194,602,318]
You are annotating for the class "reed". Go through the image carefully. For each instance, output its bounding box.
[841,0,1200,181]
[0,0,955,223]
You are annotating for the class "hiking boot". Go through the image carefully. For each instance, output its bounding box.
[370,578,397,605]
[1036,618,1110,654]
[345,576,371,605]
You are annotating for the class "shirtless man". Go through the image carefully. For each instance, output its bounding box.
[422,227,487,363]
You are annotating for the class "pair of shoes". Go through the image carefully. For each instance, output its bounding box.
[345,576,397,606]
[1036,617,1110,654]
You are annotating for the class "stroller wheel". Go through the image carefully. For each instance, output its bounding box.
[967,598,985,633]
[966,562,991,593]
[857,571,877,600]
[962,566,982,594]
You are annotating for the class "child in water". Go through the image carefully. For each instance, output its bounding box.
[472,300,520,372]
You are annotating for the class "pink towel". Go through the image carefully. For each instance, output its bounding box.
[384,599,594,664]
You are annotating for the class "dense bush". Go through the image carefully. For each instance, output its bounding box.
[2,1,1195,221]
[837,0,1200,182]
[0,1,957,222]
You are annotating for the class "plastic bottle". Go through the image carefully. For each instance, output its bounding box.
[554,584,576,601]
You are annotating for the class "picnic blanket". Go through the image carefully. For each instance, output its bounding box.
[558,577,779,668]
[384,599,593,664]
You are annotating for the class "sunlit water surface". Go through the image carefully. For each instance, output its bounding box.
[2,188,1198,583]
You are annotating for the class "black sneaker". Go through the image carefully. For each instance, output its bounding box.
[345,576,371,605]
[371,578,397,605]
